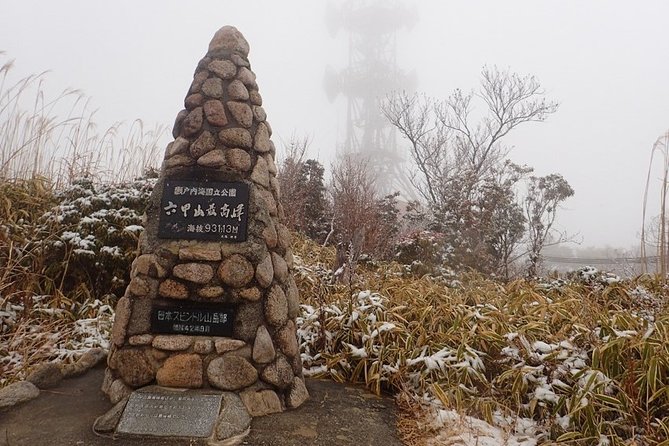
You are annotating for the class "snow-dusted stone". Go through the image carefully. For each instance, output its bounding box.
[227,101,253,128]
[202,77,224,98]
[226,148,252,172]
[286,277,300,320]
[156,354,203,388]
[260,356,293,389]
[190,130,216,158]
[219,127,252,148]
[265,285,288,328]
[250,156,270,187]
[228,80,250,101]
[276,321,299,358]
[286,377,309,409]
[182,107,204,136]
[215,392,252,442]
[134,253,168,278]
[113,349,155,387]
[249,89,262,106]
[111,297,131,346]
[254,122,272,153]
[207,355,257,391]
[128,334,154,346]
[173,263,214,284]
[204,99,228,127]
[255,253,274,288]
[240,389,282,417]
[179,245,222,261]
[252,326,275,364]
[218,254,254,288]
[208,59,237,79]
[26,363,63,389]
[272,252,288,283]
[152,335,193,351]
[159,279,189,299]
[209,25,250,56]
[215,338,247,354]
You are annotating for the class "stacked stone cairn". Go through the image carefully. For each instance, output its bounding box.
[103,26,308,419]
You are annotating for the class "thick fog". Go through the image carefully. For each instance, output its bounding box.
[2,0,668,250]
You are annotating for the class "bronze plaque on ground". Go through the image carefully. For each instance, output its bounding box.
[158,180,249,241]
[117,386,222,438]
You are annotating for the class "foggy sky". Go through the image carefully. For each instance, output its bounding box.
[2,0,668,249]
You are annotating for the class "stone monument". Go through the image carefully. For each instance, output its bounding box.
[98,26,308,442]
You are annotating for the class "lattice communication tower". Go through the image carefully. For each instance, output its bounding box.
[324,0,417,197]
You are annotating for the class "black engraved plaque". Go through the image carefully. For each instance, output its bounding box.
[158,180,249,241]
[151,301,234,337]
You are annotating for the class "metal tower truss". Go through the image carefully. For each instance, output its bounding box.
[325,0,418,198]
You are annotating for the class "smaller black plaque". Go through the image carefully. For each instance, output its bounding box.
[158,180,250,242]
[151,302,234,337]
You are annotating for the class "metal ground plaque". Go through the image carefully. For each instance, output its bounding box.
[117,386,222,438]
[158,180,249,241]
[151,301,234,336]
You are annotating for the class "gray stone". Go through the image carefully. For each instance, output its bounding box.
[113,348,155,387]
[265,285,288,328]
[250,155,270,187]
[126,298,152,336]
[262,223,278,248]
[255,253,274,288]
[257,188,278,216]
[249,89,263,106]
[227,101,253,128]
[277,224,292,251]
[286,276,301,320]
[226,148,252,171]
[228,79,250,101]
[254,122,272,153]
[172,109,188,139]
[233,302,263,343]
[197,148,226,167]
[208,59,237,79]
[152,335,193,351]
[207,355,258,391]
[117,387,222,437]
[208,25,250,56]
[128,276,151,296]
[190,130,216,158]
[276,321,299,358]
[173,262,214,284]
[270,176,281,198]
[230,54,249,67]
[159,279,189,299]
[218,254,254,288]
[179,245,222,261]
[156,354,203,388]
[129,334,154,346]
[264,153,277,175]
[189,70,209,94]
[215,393,252,442]
[204,99,228,127]
[240,389,282,417]
[219,127,252,149]
[93,399,127,433]
[193,338,213,354]
[108,379,133,405]
[185,93,204,110]
[237,67,257,87]
[111,296,131,346]
[272,252,288,283]
[182,107,204,136]
[26,362,63,389]
[285,249,294,269]
[260,356,294,389]
[252,326,276,364]
[214,338,247,354]
[165,137,190,159]
[202,77,224,98]
[286,377,309,409]
[253,106,267,122]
